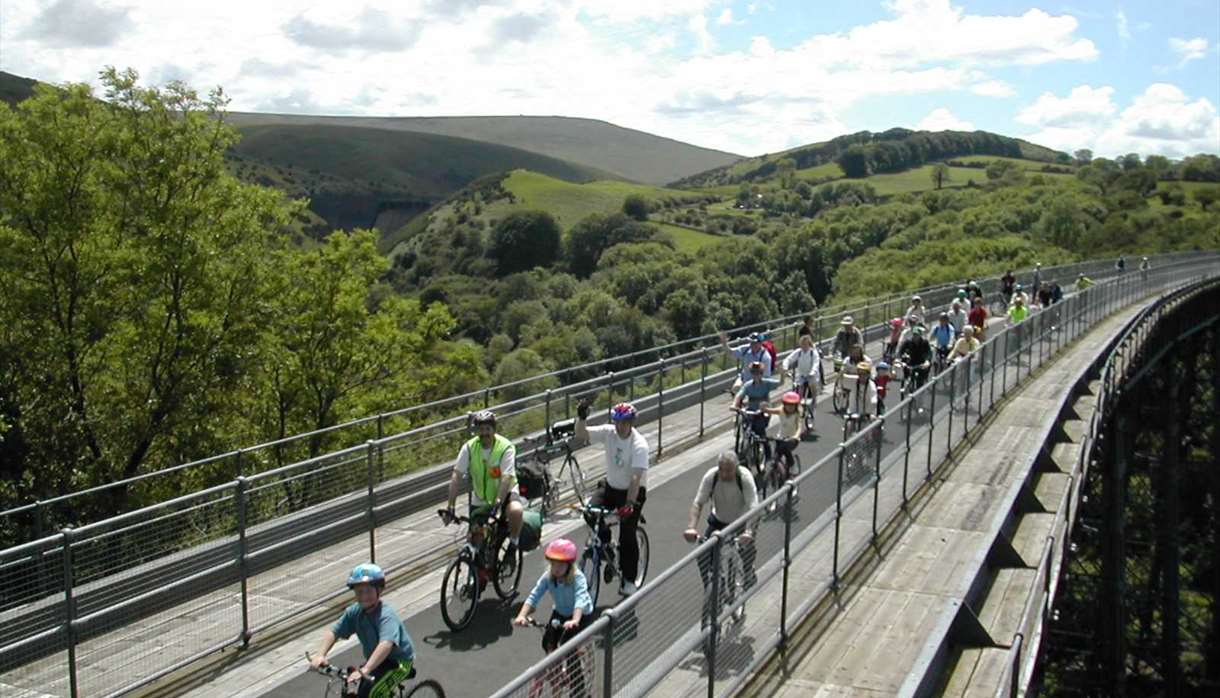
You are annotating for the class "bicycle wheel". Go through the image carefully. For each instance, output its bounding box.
[403,679,446,698]
[440,558,478,631]
[990,298,1007,318]
[493,534,523,600]
[580,544,602,608]
[567,456,588,508]
[831,384,847,414]
[802,393,816,432]
[630,526,650,587]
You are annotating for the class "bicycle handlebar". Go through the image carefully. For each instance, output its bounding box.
[436,509,501,526]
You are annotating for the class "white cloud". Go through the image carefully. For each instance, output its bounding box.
[972,80,1015,98]
[717,8,733,26]
[916,107,974,131]
[1017,85,1117,128]
[688,13,715,53]
[1021,83,1220,158]
[1168,37,1208,67]
[1116,9,1130,42]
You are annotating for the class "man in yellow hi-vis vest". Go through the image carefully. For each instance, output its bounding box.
[443,410,524,550]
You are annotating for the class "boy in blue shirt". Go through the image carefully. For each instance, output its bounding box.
[310,563,415,698]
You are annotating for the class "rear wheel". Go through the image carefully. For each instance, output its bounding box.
[493,534,523,599]
[403,679,446,698]
[567,457,588,508]
[440,558,478,631]
[831,382,848,414]
[630,526,650,588]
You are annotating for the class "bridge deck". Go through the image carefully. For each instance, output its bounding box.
[745,299,1150,697]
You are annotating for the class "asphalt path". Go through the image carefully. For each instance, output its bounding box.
[265,327,1020,698]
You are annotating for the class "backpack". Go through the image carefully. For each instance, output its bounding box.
[710,466,746,496]
[761,340,778,372]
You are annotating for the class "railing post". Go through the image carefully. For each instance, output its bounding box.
[656,360,665,459]
[699,349,707,437]
[607,371,616,417]
[1002,329,1010,396]
[780,484,793,649]
[707,535,723,696]
[902,397,912,508]
[832,447,844,590]
[964,354,973,435]
[872,420,882,542]
[483,387,491,408]
[926,379,937,480]
[62,527,79,698]
[602,609,615,697]
[545,389,552,432]
[366,441,377,562]
[235,477,252,646]
[947,366,956,455]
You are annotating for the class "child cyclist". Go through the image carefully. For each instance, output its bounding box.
[514,538,595,694]
[873,361,894,415]
[310,564,416,698]
[761,391,804,481]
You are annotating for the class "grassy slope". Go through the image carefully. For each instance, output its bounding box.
[225,113,742,185]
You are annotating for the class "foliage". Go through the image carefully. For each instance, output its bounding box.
[622,193,650,221]
[931,163,951,190]
[566,212,657,277]
[488,210,561,275]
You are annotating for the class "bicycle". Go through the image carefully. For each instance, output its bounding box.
[990,290,1010,318]
[831,367,860,415]
[436,509,522,631]
[520,618,595,698]
[521,419,588,514]
[757,436,801,501]
[895,359,930,420]
[305,653,445,698]
[787,372,817,434]
[577,505,650,608]
[694,531,749,660]
[731,407,769,481]
[841,412,881,486]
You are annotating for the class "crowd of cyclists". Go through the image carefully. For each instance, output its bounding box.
[305,260,1136,696]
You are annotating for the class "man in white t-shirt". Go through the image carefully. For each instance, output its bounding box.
[684,452,760,597]
[575,400,649,596]
[442,410,524,551]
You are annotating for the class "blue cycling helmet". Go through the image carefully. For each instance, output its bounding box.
[748,332,765,342]
[347,563,386,589]
[610,402,637,422]
[876,361,891,371]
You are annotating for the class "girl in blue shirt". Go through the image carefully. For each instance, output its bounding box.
[514,538,594,651]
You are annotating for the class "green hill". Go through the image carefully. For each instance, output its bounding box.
[0,71,38,106]
[224,113,741,185]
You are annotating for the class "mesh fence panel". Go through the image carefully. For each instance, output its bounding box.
[0,537,68,683]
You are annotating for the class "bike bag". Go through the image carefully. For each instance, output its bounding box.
[517,463,550,501]
[519,509,544,552]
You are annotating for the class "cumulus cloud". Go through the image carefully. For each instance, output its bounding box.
[491,12,551,43]
[21,0,133,48]
[1016,85,1117,127]
[283,7,421,52]
[972,80,1016,98]
[916,107,974,131]
[1021,83,1220,158]
[1168,37,1208,67]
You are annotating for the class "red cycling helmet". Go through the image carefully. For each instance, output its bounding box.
[544,538,579,562]
[890,317,904,329]
[610,402,637,422]
[781,391,801,405]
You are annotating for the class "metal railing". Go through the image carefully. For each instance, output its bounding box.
[486,259,1220,698]
[3,253,1189,540]
[989,272,1220,697]
[0,253,1211,698]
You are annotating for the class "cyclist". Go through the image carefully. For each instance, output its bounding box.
[685,451,759,596]
[832,316,864,359]
[898,325,932,392]
[575,401,649,596]
[874,361,894,414]
[965,278,983,301]
[1116,255,1126,273]
[951,325,980,360]
[1032,262,1042,292]
[968,298,988,341]
[1139,256,1150,278]
[310,564,416,698]
[513,538,593,640]
[1000,270,1016,301]
[930,313,955,367]
[1075,273,1094,291]
[1036,282,1053,308]
[850,361,879,419]
[884,317,904,361]
[1007,295,1030,325]
[1012,283,1029,307]
[841,343,872,378]
[443,411,524,552]
[783,334,821,422]
[797,317,814,340]
[1050,280,1063,305]
[732,361,783,472]
[947,300,968,338]
[720,330,773,391]
[761,391,804,479]
[903,295,926,327]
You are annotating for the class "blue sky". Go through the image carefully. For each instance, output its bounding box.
[2,0,1217,158]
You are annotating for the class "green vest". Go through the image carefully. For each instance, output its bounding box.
[468,435,515,503]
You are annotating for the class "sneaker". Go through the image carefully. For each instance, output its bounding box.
[620,581,638,596]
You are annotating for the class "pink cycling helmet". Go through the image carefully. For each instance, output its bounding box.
[610,402,637,422]
[544,538,579,562]
[781,391,801,405]
[890,317,904,329]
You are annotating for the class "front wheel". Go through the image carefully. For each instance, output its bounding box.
[581,545,602,609]
[567,457,588,508]
[831,383,848,414]
[440,558,479,631]
[404,679,446,698]
[493,534,523,600]
[630,526,650,588]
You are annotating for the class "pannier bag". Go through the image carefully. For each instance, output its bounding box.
[519,509,544,552]
[517,463,550,501]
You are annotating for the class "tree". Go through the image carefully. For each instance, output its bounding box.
[836,144,870,178]
[985,159,1024,184]
[622,194,650,221]
[1074,149,1094,165]
[565,213,655,277]
[930,163,951,190]
[1193,187,1220,211]
[0,69,295,520]
[488,210,560,276]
